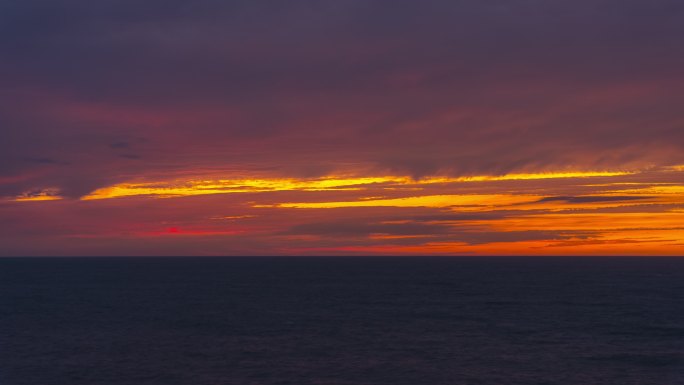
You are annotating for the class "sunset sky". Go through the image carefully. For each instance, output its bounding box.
[2,0,684,256]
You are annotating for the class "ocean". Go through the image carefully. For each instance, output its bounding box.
[0,257,682,385]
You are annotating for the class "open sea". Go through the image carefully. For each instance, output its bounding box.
[0,257,682,385]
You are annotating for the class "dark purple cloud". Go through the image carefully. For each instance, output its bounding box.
[1,0,684,198]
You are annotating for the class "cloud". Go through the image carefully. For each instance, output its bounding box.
[119,154,141,159]
[536,195,654,204]
[109,141,131,149]
[1,167,683,255]
[286,220,451,237]
[22,157,62,164]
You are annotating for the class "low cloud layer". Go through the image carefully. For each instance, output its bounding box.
[1,168,683,255]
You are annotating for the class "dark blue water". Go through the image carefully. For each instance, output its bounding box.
[0,257,682,385]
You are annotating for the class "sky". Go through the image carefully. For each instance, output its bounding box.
[1,0,684,256]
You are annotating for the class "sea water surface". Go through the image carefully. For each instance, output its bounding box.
[0,257,682,385]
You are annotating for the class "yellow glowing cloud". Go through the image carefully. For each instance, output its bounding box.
[269,194,541,209]
[14,195,62,202]
[79,170,634,201]
[615,185,684,195]
[13,188,62,202]
[445,171,633,182]
[83,177,399,200]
